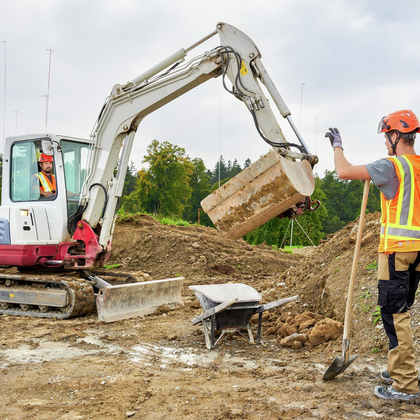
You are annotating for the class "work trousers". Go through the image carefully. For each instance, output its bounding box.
[378,252,420,394]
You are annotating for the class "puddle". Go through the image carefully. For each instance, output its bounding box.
[129,343,260,369]
[1,330,262,371]
[0,331,121,367]
[130,343,218,368]
[0,342,92,367]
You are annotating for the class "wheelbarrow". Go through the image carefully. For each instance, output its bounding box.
[190,283,299,349]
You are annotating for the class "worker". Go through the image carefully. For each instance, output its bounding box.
[35,153,56,198]
[326,110,420,401]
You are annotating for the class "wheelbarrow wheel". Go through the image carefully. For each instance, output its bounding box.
[203,320,214,350]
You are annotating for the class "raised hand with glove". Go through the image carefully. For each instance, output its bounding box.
[325,127,343,150]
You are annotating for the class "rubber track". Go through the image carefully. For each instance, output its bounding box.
[0,275,95,319]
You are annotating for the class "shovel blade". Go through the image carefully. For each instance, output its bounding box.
[323,354,358,381]
[96,277,184,322]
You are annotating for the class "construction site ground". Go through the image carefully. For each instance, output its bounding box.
[2,213,420,419]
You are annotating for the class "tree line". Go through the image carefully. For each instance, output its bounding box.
[119,140,381,247]
[0,140,381,248]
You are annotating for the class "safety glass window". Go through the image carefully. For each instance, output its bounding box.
[61,140,90,217]
[10,140,57,202]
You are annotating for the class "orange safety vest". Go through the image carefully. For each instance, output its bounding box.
[379,154,420,252]
[36,172,56,193]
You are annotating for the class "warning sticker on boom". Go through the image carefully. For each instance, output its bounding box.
[240,61,248,76]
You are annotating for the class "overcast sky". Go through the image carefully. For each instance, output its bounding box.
[1,0,419,177]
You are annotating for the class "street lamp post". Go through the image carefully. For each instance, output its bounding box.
[45,49,52,131]
[2,41,6,145]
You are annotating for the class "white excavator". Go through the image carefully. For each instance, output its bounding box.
[0,22,318,322]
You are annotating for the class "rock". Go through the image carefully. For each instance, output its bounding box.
[340,239,351,251]
[280,333,308,347]
[308,318,343,346]
[349,225,358,244]
[291,341,303,349]
[294,312,316,331]
[280,322,298,338]
[361,232,376,248]
[167,334,180,341]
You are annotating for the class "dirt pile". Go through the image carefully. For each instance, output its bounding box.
[110,214,302,279]
[109,212,393,353]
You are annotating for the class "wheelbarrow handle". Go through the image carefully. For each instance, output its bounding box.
[191,298,239,325]
[255,295,300,313]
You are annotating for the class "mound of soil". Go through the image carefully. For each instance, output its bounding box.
[110,214,300,279]
[109,213,390,353]
[110,212,420,355]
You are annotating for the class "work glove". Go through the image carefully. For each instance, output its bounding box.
[325,127,343,150]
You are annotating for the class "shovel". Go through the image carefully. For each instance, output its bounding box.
[323,179,370,381]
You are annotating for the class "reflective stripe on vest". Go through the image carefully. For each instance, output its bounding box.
[381,155,420,250]
[37,172,56,192]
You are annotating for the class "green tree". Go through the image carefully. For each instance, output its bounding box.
[321,170,381,235]
[123,140,194,217]
[122,161,138,197]
[229,159,242,177]
[183,157,212,225]
[211,155,229,185]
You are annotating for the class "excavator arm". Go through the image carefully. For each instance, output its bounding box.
[74,22,317,257]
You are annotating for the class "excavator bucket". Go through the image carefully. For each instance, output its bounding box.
[96,277,185,322]
[201,150,315,239]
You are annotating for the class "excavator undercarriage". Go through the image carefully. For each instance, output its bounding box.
[0,270,184,321]
[0,272,95,319]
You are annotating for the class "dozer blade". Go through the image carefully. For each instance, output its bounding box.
[201,150,315,239]
[96,277,184,322]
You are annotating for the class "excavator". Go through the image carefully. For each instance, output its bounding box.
[0,22,318,322]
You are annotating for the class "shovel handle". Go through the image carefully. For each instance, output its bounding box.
[342,179,370,341]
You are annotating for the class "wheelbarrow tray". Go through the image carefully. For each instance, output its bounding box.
[190,283,299,349]
[190,283,261,331]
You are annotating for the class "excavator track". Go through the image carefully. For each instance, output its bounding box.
[0,273,95,319]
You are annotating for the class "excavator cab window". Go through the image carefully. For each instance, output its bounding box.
[10,140,56,202]
[61,140,90,217]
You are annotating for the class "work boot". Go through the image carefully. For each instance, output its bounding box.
[381,369,420,384]
[375,385,420,401]
[380,370,393,384]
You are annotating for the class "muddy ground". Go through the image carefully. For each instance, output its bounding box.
[2,213,420,419]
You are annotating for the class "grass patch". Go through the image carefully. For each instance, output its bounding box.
[157,216,191,226]
[117,209,194,227]
[103,263,122,270]
[372,305,381,325]
[366,261,378,272]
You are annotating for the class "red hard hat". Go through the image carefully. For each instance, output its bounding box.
[378,110,420,134]
[38,153,53,163]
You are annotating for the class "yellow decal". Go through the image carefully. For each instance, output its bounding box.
[240,61,248,76]
[9,294,14,298]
